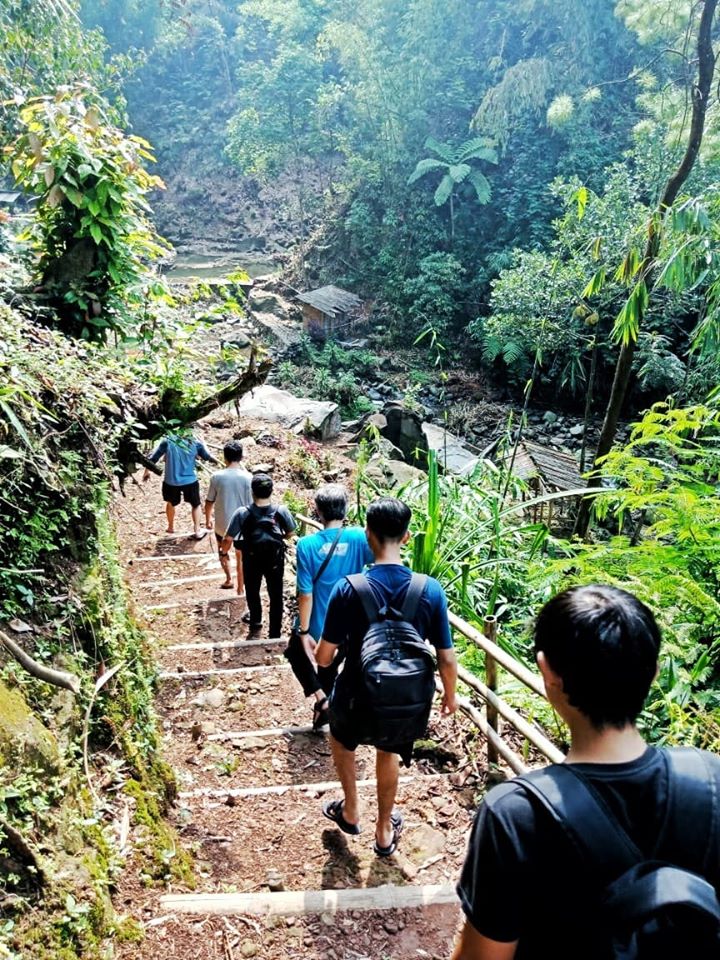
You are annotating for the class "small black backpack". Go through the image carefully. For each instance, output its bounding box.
[346,572,436,748]
[241,505,285,558]
[519,748,720,959]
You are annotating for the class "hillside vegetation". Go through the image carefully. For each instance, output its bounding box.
[1,0,719,955]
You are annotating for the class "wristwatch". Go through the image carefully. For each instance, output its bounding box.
[298,628,311,636]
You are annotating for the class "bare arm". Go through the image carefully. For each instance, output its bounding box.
[297,593,313,634]
[451,920,517,960]
[315,638,338,668]
[220,534,233,556]
[437,647,458,715]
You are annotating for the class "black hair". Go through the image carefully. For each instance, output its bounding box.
[534,584,661,730]
[366,497,411,544]
[224,440,244,463]
[315,483,348,522]
[251,473,273,498]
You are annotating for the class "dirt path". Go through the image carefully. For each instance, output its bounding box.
[112,415,489,959]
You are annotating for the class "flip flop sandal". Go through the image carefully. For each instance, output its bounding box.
[322,799,361,836]
[373,812,404,858]
[192,530,208,541]
[312,697,330,732]
[219,582,234,589]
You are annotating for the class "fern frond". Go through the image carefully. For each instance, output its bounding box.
[502,339,525,366]
[458,137,498,163]
[449,163,471,184]
[424,137,454,163]
[408,158,446,185]
[434,174,454,207]
[467,169,492,204]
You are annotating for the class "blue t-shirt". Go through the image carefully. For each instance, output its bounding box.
[322,563,453,653]
[296,526,374,639]
[149,435,213,487]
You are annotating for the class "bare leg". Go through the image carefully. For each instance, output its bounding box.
[219,547,232,586]
[375,749,400,848]
[330,734,360,826]
[235,549,245,596]
[165,502,175,533]
[191,504,202,536]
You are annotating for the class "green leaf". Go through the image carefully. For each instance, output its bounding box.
[89,222,103,245]
[424,137,454,163]
[574,185,588,220]
[433,174,454,207]
[467,169,491,204]
[449,163,471,183]
[613,280,648,346]
[582,267,607,298]
[408,158,446,184]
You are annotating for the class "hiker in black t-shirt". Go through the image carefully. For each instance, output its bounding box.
[452,585,720,960]
[222,474,296,637]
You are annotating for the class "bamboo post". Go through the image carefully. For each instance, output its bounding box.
[483,615,499,766]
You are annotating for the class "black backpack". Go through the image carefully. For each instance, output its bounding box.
[519,748,720,959]
[241,505,285,558]
[346,572,436,748]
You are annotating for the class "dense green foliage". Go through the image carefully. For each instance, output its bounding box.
[7,91,167,338]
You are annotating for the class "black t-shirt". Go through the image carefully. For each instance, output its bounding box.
[457,747,720,959]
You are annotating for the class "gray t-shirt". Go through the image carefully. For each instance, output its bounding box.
[205,466,253,535]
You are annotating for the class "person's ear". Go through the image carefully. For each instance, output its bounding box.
[401,529,411,545]
[536,651,563,693]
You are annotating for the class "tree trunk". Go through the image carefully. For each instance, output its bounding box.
[575,0,718,538]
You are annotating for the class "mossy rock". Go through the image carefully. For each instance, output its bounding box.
[0,680,60,773]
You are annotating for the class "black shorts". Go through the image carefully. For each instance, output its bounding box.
[162,481,201,508]
[329,709,414,768]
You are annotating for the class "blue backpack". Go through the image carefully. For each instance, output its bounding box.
[519,748,720,959]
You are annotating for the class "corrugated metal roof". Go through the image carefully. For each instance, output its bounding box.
[297,285,363,317]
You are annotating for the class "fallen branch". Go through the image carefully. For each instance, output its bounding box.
[0,630,81,693]
[0,818,46,885]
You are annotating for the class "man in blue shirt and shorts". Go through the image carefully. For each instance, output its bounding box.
[290,483,374,730]
[143,428,217,539]
[316,497,458,857]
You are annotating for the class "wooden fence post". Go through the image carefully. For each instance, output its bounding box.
[483,615,499,765]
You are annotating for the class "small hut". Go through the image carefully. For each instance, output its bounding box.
[297,285,364,340]
[501,440,583,529]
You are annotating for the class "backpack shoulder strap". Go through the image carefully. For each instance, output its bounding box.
[347,574,381,625]
[401,573,428,621]
[518,765,642,881]
[658,748,717,872]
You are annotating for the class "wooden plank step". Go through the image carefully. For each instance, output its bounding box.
[179,773,424,801]
[142,595,243,611]
[130,554,217,564]
[160,882,458,917]
[165,637,285,652]
[207,724,317,741]
[149,573,222,590]
[159,663,290,681]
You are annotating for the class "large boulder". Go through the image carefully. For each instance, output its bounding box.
[422,423,480,475]
[237,384,341,441]
[381,402,429,466]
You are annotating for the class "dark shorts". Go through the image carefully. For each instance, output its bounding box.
[162,481,201,508]
[329,708,414,767]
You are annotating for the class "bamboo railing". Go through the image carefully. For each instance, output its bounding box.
[296,514,563,773]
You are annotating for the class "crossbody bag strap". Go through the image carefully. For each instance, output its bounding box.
[518,765,642,883]
[347,573,381,625]
[312,526,344,586]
